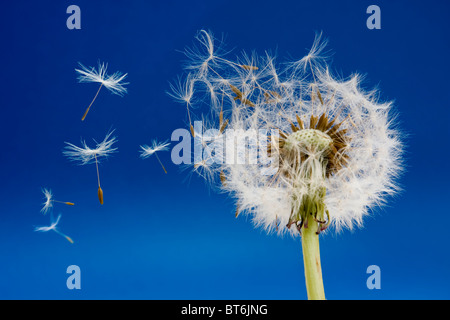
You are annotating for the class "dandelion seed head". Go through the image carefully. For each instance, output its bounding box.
[285,129,333,152]
[173,30,403,236]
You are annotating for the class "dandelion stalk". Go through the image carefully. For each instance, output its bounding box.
[301,214,325,300]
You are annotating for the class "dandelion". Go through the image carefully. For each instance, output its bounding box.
[140,140,170,174]
[172,31,403,300]
[40,188,75,215]
[75,62,128,121]
[35,213,74,244]
[63,130,118,204]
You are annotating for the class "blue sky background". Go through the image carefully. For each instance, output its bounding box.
[0,0,449,299]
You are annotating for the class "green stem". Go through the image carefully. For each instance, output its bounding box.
[301,217,325,300]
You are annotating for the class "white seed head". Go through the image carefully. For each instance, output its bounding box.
[285,129,332,152]
[173,31,404,236]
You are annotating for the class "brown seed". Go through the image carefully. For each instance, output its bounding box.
[230,85,242,98]
[98,187,104,205]
[220,170,226,186]
[81,108,90,121]
[290,123,298,132]
[65,236,74,244]
[279,131,288,139]
[310,115,318,128]
[229,84,254,107]
[330,144,338,154]
[327,122,342,136]
[296,115,304,130]
[325,118,336,131]
[317,90,324,105]
[240,64,258,71]
[242,98,255,108]
[264,91,282,103]
[220,119,229,133]
[270,91,282,99]
[316,113,327,131]
[333,141,346,150]
[190,125,195,137]
[65,202,75,206]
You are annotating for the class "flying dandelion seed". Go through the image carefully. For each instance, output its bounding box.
[172,31,403,300]
[63,130,118,205]
[35,213,74,244]
[75,62,128,121]
[40,188,75,215]
[168,75,197,136]
[140,140,170,174]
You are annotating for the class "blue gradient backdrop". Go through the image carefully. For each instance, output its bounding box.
[0,0,449,299]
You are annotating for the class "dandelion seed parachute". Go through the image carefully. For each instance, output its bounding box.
[63,131,118,165]
[140,140,170,174]
[167,75,197,136]
[75,62,128,121]
[40,188,53,214]
[35,213,74,244]
[40,188,75,214]
[63,130,118,204]
[173,30,403,236]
